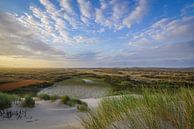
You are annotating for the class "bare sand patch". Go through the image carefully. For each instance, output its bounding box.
[0,100,84,129]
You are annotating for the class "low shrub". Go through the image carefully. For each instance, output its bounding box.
[22,95,35,108]
[60,95,88,110]
[50,95,59,102]
[66,100,75,107]
[0,92,20,110]
[61,95,70,104]
[77,102,88,112]
[70,98,82,104]
[38,94,50,100]
[0,93,11,110]
[66,98,82,107]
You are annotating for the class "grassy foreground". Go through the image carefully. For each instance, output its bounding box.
[0,92,20,110]
[81,89,194,129]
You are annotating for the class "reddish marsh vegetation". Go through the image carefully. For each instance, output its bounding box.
[0,79,44,91]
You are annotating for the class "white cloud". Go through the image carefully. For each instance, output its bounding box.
[77,0,94,18]
[0,0,150,51]
[95,0,118,29]
[73,35,98,44]
[128,16,194,46]
[59,0,81,28]
[0,13,66,59]
[94,0,148,30]
[17,3,75,45]
[123,0,148,28]
[39,0,57,14]
[60,0,76,15]
[181,3,194,16]
[1,0,194,67]
[32,0,149,34]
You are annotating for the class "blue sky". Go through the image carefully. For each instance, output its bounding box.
[0,0,194,68]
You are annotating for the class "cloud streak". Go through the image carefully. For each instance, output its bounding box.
[128,16,194,46]
[123,0,148,28]
[0,13,66,59]
[97,40,194,67]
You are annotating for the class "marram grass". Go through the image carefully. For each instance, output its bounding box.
[81,89,194,129]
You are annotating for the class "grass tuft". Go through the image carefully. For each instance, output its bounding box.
[0,92,20,110]
[38,94,50,100]
[81,88,194,129]
[61,95,70,104]
[22,95,35,108]
[50,95,59,102]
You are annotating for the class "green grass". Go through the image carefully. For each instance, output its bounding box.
[66,98,83,107]
[39,77,112,98]
[38,93,50,100]
[38,93,87,109]
[77,102,88,112]
[81,88,194,129]
[60,77,111,87]
[61,95,70,104]
[22,95,35,108]
[60,95,89,111]
[50,95,59,102]
[0,92,20,110]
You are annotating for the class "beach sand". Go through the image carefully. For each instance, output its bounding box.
[0,100,84,129]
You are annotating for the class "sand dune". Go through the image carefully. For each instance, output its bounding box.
[0,100,84,129]
[0,94,142,129]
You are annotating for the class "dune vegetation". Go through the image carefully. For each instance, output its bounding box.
[81,88,194,129]
[0,92,20,110]
[22,95,35,108]
[0,68,194,129]
[38,77,111,98]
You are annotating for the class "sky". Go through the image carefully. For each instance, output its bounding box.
[0,0,194,68]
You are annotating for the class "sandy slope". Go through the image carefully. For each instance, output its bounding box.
[81,94,142,109]
[0,94,141,129]
[0,98,101,129]
[0,100,84,129]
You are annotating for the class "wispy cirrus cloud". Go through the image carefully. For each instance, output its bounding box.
[128,15,194,46]
[123,0,148,28]
[77,0,94,24]
[0,13,66,59]
[0,0,149,56]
